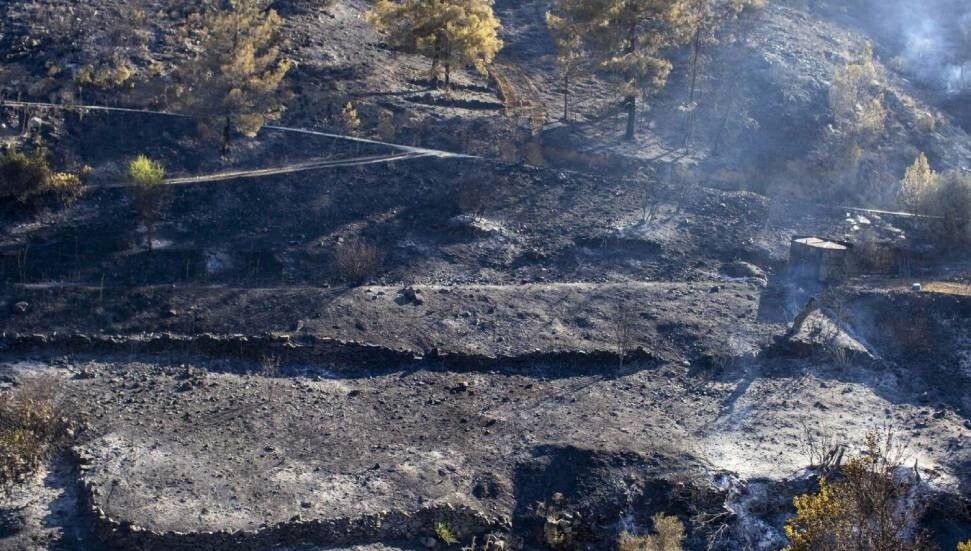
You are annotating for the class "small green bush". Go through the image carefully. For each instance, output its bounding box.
[74,62,136,90]
[914,171,971,249]
[128,155,168,251]
[44,172,86,204]
[897,155,971,249]
[830,44,886,137]
[783,430,929,551]
[898,153,935,210]
[128,154,166,187]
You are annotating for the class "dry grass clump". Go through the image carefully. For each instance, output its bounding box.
[434,521,459,545]
[618,513,685,551]
[334,239,384,285]
[0,375,74,484]
[539,493,577,549]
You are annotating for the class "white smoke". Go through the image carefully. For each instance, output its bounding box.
[891,0,971,94]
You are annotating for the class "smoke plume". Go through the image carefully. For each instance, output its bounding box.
[881,0,971,93]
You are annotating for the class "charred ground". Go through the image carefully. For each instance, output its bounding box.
[1,0,970,550]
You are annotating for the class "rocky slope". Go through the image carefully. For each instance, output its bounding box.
[1,0,971,550]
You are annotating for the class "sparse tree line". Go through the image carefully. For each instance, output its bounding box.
[367,0,766,141]
[2,1,968,254]
[1,0,770,258]
[6,0,292,152]
[5,0,770,148]
[898,152,971,247]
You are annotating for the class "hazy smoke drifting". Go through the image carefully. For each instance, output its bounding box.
[887,0,971,93]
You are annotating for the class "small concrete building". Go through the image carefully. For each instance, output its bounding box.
[788,236,852,283]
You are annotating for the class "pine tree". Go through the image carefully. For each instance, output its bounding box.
[546,5,585,121]
[367,0,503,89]
[176,0,292,153]
[679,0,765,145]
[128,155,168,252]
[547,0,699,141]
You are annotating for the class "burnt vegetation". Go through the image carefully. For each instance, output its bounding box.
[0,0,970,550]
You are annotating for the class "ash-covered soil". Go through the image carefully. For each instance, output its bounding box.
[1,131,969,549]
[2,342,969,550]
[3,0,971,549]
[2,281,772,363]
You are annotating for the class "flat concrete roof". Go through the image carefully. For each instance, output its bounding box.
[793,236,848,251]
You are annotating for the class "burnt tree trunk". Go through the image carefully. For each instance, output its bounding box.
[221,116,232,157]
[624,22,639,142]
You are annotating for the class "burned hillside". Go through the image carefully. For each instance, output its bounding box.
[1,1,970,550]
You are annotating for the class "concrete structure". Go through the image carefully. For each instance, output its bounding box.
[788,236,852,283]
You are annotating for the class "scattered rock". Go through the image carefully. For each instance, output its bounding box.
[721,261,767,285]
[75,368,96,380]
[400,286,425,306]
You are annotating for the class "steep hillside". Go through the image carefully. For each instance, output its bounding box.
[1,1,970,551]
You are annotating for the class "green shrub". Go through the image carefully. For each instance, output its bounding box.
[783,430,930,551]
[74,62,136,90]
[0,148,85,204]
[912,171,971,249]
[128,155,168,251]
[43,172,86,204]
[128,154,166,187]
[830,43,886,137]
[897,155,971,249]
[898,153,936,210]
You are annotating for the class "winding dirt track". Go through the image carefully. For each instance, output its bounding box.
[0,100,473,186]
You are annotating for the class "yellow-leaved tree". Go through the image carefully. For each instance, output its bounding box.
[367,0,503,89]
[898,152,936,210]
[176,0,292,153]
[783,430,931,551]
